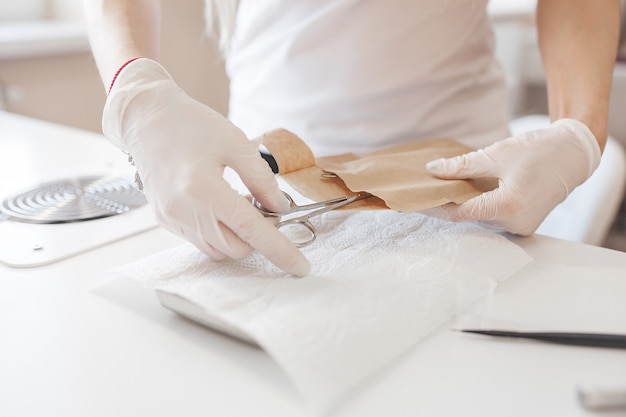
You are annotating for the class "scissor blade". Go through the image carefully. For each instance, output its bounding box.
[294,196,352,212]
[303,192,372,219]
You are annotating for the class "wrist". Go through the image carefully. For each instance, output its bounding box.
[103,58,175,150]
[108,57,144,95]
[551,118,602,179]
[106,57,172,96]
[549,106,608,152]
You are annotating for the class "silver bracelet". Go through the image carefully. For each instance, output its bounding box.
[124,152,144,192]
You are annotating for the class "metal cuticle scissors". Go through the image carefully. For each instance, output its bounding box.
[253,191,372,247]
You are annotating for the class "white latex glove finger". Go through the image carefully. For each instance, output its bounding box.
[154,179,249,260]
[424,119,601,235]
[213,187,312,274]
[166,181,307,275]
[224,139,288,214]
[103,58,310,276]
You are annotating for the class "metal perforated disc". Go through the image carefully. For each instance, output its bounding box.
[1,176,147,224]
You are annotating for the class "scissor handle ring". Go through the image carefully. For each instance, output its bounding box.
[276,218,316,248]
[253,191,295,217]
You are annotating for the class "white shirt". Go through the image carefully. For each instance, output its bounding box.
[226,0,510,156]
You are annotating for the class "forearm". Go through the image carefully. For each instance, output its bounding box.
[83,0,161,90]
[537,0,620,150]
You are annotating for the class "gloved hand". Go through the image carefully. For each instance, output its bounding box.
[103,58,310,276]
[424,118,602,235]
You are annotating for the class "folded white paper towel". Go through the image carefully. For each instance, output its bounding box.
[94,210,532,410]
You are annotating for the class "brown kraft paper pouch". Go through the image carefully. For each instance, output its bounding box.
[257,129,497,212]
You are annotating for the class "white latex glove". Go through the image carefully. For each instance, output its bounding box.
[424,118,602,235]
[103,58,310,276]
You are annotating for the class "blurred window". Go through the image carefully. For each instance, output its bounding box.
[0,1,48,22]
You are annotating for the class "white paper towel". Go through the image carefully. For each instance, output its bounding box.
[94,210,532,410]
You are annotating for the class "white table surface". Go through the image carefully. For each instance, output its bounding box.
[1,111,625,417]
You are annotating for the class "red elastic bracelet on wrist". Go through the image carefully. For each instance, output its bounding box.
[108,57,143,95]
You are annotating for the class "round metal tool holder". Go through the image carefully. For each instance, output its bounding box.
[0,176,146,224]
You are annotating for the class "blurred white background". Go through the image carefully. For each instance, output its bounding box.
[1,0,625,249]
